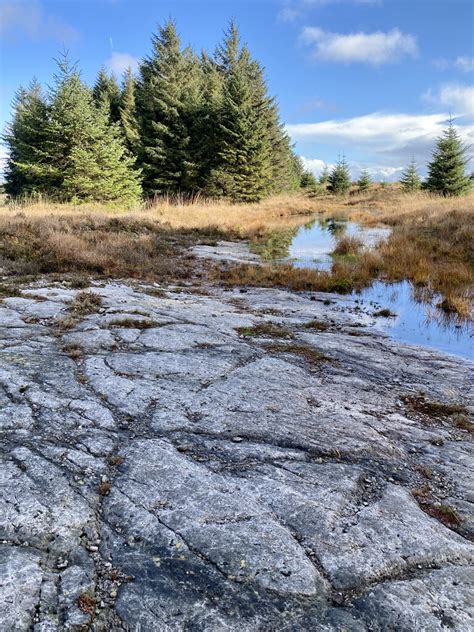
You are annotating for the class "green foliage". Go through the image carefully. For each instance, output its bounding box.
[300,170,318,189]
[207,24,273,202]
[399,158,422,192]
[328,156,351,195]
[119,67,140,155]
[426,122,471,196]
[319,165,329,187]
[93,68,122,124]
[357,168,372,191]
[136,20,200,194]
[3,80,50,196]
[5,54,141,205]
[5,20,300,203]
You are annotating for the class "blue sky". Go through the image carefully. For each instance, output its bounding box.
[1,0,473,180]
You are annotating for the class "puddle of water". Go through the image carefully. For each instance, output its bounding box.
[281,218,472,360]
[287,218,390,271]
[345,281,473,360]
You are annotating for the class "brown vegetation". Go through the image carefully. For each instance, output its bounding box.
[1,188,472,317]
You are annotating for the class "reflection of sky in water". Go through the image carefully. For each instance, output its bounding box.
[349,281,473,361]
[287,219,390,271]
[285,220,473,361]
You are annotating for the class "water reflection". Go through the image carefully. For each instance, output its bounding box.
[283,218,472,360]
[347,281,473,360]
[286,217,390,271]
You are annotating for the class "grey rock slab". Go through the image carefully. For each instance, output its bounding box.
[0,545,44,632]
[190,240,262,264]
[355,565,474,631]
[1,279,472,631]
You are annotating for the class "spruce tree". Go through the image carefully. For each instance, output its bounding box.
[93,68,122,124]
[207,23,273,201]
[136,20,198,195]
[357,168,372,191]
[300,170,318,189]
[319,165,329,187]
[119,67,140,155]
[14,54,142,204]
[3,80,50,196]
[328,156,351,194]
[399,158,421,192]
[426,122,471,196]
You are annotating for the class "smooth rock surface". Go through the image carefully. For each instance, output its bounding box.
[1,280,473,631]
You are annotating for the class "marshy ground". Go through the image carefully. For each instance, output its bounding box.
[0,188,473,630]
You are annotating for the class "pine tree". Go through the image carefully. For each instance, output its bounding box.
[119,67,140,154]
[136,20,198,195]
[319,165,329,187]
[93,68,122,124]
[399,158,422,192]
[3,80,50,196]
[207,23,273,201]
[300,170,318,189]
[357,168,372,192]
[328,155,351,195]
[14,54,142,204]
[426,121,471,196]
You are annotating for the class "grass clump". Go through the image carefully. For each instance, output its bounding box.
[68,291,102,315]
[332,235,363,256]
[107,317,156,329]
[403,394,468,419]
[62,344,83,359]
[303,320,330,331]
[236,322,293,339]
[264,342,331,365]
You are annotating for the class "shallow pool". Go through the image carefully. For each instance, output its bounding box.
[345,281,473,360]
[287,218,390,270]
[283,219,473,360]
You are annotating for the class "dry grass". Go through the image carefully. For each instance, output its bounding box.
[1,189,472,316]
[332,235,364,256]
[235,322,293,339]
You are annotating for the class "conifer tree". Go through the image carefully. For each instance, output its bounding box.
[3,80,50,196]
[319,165,329,187]
[10,54,142,204]
[192,51,224,190]
[328,155,351,194]
[425,122,471,196]
[357,168,372,191]
[93,68,122,123]
[119,67,140,154]
[207,23,273,201]
[300,170,318,189]
[136,20,198,194]
[399,158,422,192]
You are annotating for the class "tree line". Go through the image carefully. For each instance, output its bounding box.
[4,18,471,204]
[4,21,302,205]
[300,122,472,197]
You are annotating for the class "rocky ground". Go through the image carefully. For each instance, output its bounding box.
[1,275,473,631]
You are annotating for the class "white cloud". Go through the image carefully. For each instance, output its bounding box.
[455,56,474,73]
[433,56,474,73]
[106,52,140,76]
[0,0,78,43]
[301,27,418,65]
[300,157,330,176]
[424,84,474,117]
[287,112,474,175]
